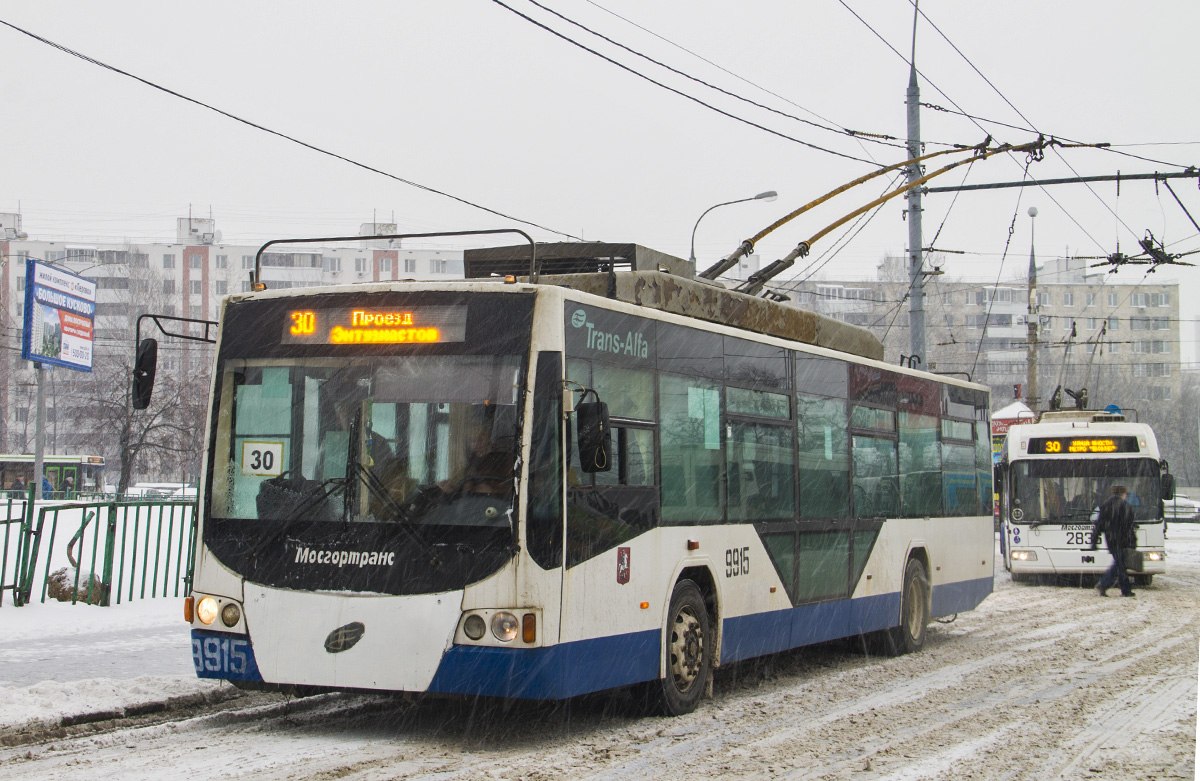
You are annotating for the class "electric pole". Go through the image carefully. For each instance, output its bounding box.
[905,6,926,363]
[1025,206,1039,411]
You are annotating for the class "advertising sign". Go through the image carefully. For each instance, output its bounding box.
[21,259,97,372]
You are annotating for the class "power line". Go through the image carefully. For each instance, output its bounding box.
[489,0,880,166]
[0,18,580,241]
[526,0,916,152]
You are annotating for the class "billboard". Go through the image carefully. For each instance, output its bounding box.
[21,258,97,372]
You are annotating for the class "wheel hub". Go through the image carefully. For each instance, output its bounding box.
[669,608,704,688]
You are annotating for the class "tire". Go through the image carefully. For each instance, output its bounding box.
[1133,574,1153,587]
[875,558,930,657]
[642,580,712,716]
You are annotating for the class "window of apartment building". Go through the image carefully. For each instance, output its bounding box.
[216,254,228,269]
[163,279,175,295]
[1130,317,1148,331]
[1107,341,1119,353]
[16,275,23,292]
[1152,292,1170,307]
[380,258,392,273]
[241,281,253,292]
[162,254,175,270]
[322,256,342,272]
[1148,386,1172,400]
[190,280,203,295]
[1107,316,1119,330]
[1036,292,1050,306]
[355,257,368,273]
[1085,292,1096,307]
[15,408,27,424]
[430,259,448,274]
[1062,292,1074,306]
[162,304,176,316]
[242,255,254,270]
[1154,317,1169,330]
[190,256,203,270]
[1085,317,1098,330]
[1130,292,1149,308]
[215,281,228,295]
[404,258,416,273]
[1107,291,1118,307]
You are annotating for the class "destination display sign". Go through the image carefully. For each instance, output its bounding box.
[1028,436,1140,455]
[279,305,467,345]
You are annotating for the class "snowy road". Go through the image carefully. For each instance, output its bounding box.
[1,530,1197,780]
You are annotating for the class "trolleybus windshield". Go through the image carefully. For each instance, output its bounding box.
[201,292,533,595]
[1011,457,1161,523]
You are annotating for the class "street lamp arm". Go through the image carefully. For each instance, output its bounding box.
[689,190,778,265]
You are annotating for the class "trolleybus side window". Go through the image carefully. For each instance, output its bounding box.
[795,356,850,521]
[659,372,723,525]
[564,357,659,567]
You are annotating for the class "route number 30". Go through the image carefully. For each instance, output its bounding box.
[241,441,284,477]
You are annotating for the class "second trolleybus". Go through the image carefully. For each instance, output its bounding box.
[996,408,1172,585]
[139,237,996,715]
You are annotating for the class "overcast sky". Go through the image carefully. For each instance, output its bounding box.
[2,1,1197,362]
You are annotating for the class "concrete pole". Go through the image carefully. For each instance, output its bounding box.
[1025,207,1039,411]
[906,12,926,363]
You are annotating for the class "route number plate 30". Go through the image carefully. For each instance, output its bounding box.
[191,630,262,681]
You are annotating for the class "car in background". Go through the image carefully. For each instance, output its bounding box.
[1165,494,1200,522]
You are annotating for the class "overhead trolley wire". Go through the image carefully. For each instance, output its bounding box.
[524,0,913,152]
[489,0,880,166]
[0,18,581,241]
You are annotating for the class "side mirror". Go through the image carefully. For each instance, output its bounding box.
[576,401,612,473]
[132,338,159,410]
[1162,472,1175,501]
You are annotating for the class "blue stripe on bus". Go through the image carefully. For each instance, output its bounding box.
[931,575,992,617]
[427,629,660,699]
[427,576,992,700]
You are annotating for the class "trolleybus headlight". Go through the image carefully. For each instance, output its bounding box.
[196,595,219,626]
[463,614,486,641]
[1144,551,1164,562]
[1011,550,1038,561]
[220,603,242,627]
[491,612,519,642]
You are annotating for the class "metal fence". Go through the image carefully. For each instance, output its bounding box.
[0,497,196,607]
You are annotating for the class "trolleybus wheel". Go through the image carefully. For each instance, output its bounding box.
[879,557,929,657]
[1133,574,1153,587]
[643,579,712,716]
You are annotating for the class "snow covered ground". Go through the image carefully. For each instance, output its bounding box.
[1,529,1197,779]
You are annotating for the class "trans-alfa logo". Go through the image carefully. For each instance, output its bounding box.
[570,309,649,358]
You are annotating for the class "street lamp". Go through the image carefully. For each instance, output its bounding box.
[689,190,778,265]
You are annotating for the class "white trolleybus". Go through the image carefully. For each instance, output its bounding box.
[997,407,1173,585]
[135,235,995,715]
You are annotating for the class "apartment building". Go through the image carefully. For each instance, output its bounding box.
[778,255,1182,409]
[0,214,466,472]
